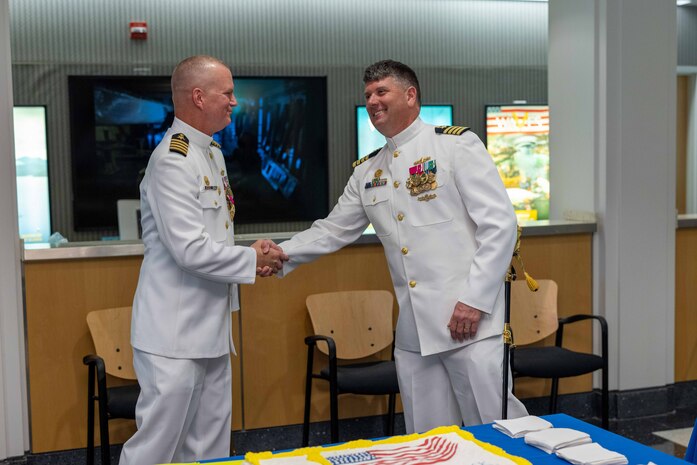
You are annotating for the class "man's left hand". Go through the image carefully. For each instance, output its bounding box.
[447,302,483,342]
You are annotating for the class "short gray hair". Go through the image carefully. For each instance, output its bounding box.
[171,55,228,94]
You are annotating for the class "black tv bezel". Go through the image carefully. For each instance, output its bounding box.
[68,74,330,231]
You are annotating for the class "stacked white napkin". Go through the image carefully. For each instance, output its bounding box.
[524,427,592,453]
[555,442,628,465]
[492,415,553,438]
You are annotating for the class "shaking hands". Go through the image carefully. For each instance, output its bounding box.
[251,239,289,277]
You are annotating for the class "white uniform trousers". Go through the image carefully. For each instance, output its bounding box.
[119,349,232,465]
[395,335,528,434]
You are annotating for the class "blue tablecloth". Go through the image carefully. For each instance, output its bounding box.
[685,418,697,463]
[466,414,687,464]
[212,413,688,464]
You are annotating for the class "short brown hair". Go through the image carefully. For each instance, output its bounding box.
[363,60,421,105]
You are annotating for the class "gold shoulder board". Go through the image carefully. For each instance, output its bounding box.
[352,147,381,169]
[170,133,189,156]
[435,125,470,136]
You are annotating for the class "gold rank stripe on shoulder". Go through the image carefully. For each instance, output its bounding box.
[170,133,189,156]
[210,140,221,149]
[352,147,381,169]
[435,125,470,136]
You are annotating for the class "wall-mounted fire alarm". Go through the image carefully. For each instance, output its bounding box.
[130,21,147,40]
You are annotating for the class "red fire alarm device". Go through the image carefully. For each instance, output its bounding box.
[130,21,147,40]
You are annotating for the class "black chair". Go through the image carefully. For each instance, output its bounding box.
[83,306,140,465]
[303,290,400,446]
[510,279,609,429]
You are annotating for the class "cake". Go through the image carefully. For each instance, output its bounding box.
[243,425,531,465]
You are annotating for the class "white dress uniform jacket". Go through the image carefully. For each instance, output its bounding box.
[132,117,257,359]
[279,118,516,356]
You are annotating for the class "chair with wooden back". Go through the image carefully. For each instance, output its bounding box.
[83,306,140,465]
[303,290,399,446]
[510,279,609,429]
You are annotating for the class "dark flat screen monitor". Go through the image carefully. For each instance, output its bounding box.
[355,104,453,159]
[68,75,328,230]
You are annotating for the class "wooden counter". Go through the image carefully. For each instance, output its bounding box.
[22,222,595,452]
[675,217,697,383]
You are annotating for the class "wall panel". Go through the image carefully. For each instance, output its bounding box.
[10,0,548,241]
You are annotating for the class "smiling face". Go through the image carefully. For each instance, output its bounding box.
[200,64,237,135]
[364,76,419,138]
[172,57,238,136]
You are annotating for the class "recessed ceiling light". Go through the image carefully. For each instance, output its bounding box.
[677,0,691,6]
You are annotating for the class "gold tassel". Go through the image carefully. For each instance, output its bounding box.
[524,272,539,291]
[511,224,538,292]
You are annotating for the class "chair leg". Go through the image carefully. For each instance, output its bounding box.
[329,380,339,444]
[86,365,96,465]
[98,402,111,465]
[387,393,396,437]
[550,378,560,414]
[302,346,315,447]
[96,379,111,465]
[601,368,609,430]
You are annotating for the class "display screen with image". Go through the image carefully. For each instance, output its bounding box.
[14,106,51,243]
[356,105,453,159]
[485,104,549,221]
[69,75,328,230]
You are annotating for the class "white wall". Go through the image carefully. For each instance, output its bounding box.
[10,0,549,241]
[605,0,676,391]
[0,0,30,459]
[548,0,596,219]
[550,0,677,391]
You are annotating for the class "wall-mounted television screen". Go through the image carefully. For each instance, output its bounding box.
[13,106,51,243]
[485,104,549,221]
[356,105,453,159]
[68,75,328,230]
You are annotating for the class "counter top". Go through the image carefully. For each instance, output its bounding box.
[23,220,597,262]
[678,213,697,229]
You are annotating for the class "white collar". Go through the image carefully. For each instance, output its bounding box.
[171,117,214,148]
[386,117,423,152]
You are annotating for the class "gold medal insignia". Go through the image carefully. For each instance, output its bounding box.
[406,158,438,196]
[222,175,235,222]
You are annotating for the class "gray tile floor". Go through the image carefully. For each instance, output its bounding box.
[605,405,697,459]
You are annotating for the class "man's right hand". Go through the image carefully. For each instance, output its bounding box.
[251,240,289,277]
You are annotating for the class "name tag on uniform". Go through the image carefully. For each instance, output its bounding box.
[204,185,219,191]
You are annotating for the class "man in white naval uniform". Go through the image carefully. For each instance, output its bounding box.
[278,60,527,433]
[119,56,288,465]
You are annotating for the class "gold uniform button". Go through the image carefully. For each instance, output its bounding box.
[218,187,221,195]
[393,151,400,158]
[397,213,404,221]
[214,200,218,207]
[401,247,408,255]
[409,280,416,288]
[225,221,229,229]
[393,181,400,188]
[209,152,213,159]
